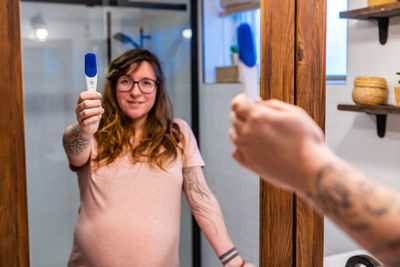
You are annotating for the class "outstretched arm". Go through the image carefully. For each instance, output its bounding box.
[306,159,400,267]
[229,93,400,267]
[62,91,103,167]
[183,166,254,267]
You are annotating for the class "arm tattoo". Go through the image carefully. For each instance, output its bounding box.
[309,163,400,262]
[311,163,396,231]
[359,180,392,217]
[312,164,368,231]
[313,164,352,218]
[63,124,90,155]
[183,167,221,235]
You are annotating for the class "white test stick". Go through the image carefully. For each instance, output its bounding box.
[237,23,259,101]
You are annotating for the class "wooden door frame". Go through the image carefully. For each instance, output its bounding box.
[1,0,326,265]
[260,0,326,266]
[0,0,30,266]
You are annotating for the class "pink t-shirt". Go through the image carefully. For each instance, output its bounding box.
[68,119,204,267]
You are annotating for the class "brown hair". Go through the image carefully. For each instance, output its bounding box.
[93,49,183,170]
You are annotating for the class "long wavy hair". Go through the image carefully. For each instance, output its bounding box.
[93,49,183,170]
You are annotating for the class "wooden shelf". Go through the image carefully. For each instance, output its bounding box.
[340,2,400,19]
[340,2,400,44]
[219,2,260,17]
[337,104,400,114]
[337,104,400,137]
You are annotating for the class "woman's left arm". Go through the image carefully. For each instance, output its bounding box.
[183,166,254,267]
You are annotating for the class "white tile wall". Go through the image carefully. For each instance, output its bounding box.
[325,0,400,257]
[199,81,260,266]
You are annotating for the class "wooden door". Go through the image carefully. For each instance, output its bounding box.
[0,0,30,266]
[260,0,326,266]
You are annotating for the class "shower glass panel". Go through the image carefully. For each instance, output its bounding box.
[20,1,192,266]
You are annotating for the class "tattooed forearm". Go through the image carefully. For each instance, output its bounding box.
[312,164,352,218]
[358,179,393,217]
[309,163,397,231]
[63,124,90,155]
[310,163,369,232]
[307,162,400,265]
[183,167,221,235]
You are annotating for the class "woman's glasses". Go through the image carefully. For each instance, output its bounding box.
[117,76,159,94]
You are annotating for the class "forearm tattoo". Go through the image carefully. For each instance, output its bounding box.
[308,163,400,266]
[63,124,89,155]
[183,167,221,235]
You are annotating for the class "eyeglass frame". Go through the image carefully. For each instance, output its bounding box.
[116,76,159,94]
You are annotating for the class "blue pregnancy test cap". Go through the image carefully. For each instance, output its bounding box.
[237,23,256,67]
[85,53,97,78]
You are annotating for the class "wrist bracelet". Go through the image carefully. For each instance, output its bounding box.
[222,252,239,265]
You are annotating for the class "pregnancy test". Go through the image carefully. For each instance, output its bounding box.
[85,53,97,92]
[85,53,99,127]
[238,23,258,101]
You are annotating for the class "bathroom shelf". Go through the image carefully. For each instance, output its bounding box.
[219,2,260,17]
[216,66,240,83]
[337,104,400,137]
[340,2,400,44]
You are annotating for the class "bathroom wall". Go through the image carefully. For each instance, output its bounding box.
[200,0,400,265]
[325,0,400,258]
[199,1,260,266]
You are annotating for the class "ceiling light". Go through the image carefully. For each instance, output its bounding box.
[182,28,192,39]
[30,12,48,41]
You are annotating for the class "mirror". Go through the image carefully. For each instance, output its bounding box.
[20,1,194,266]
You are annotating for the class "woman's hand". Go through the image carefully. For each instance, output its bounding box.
[75,91,103,136]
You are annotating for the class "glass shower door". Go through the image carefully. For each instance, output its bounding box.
[108,6,194,267]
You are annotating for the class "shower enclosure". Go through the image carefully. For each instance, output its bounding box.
[19,1,196,266]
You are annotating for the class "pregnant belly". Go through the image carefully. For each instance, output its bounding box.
[69,213,180,267]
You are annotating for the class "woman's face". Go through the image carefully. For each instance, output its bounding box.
[116,61,157,125]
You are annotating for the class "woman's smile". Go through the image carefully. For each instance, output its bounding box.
[127,99,145,105]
